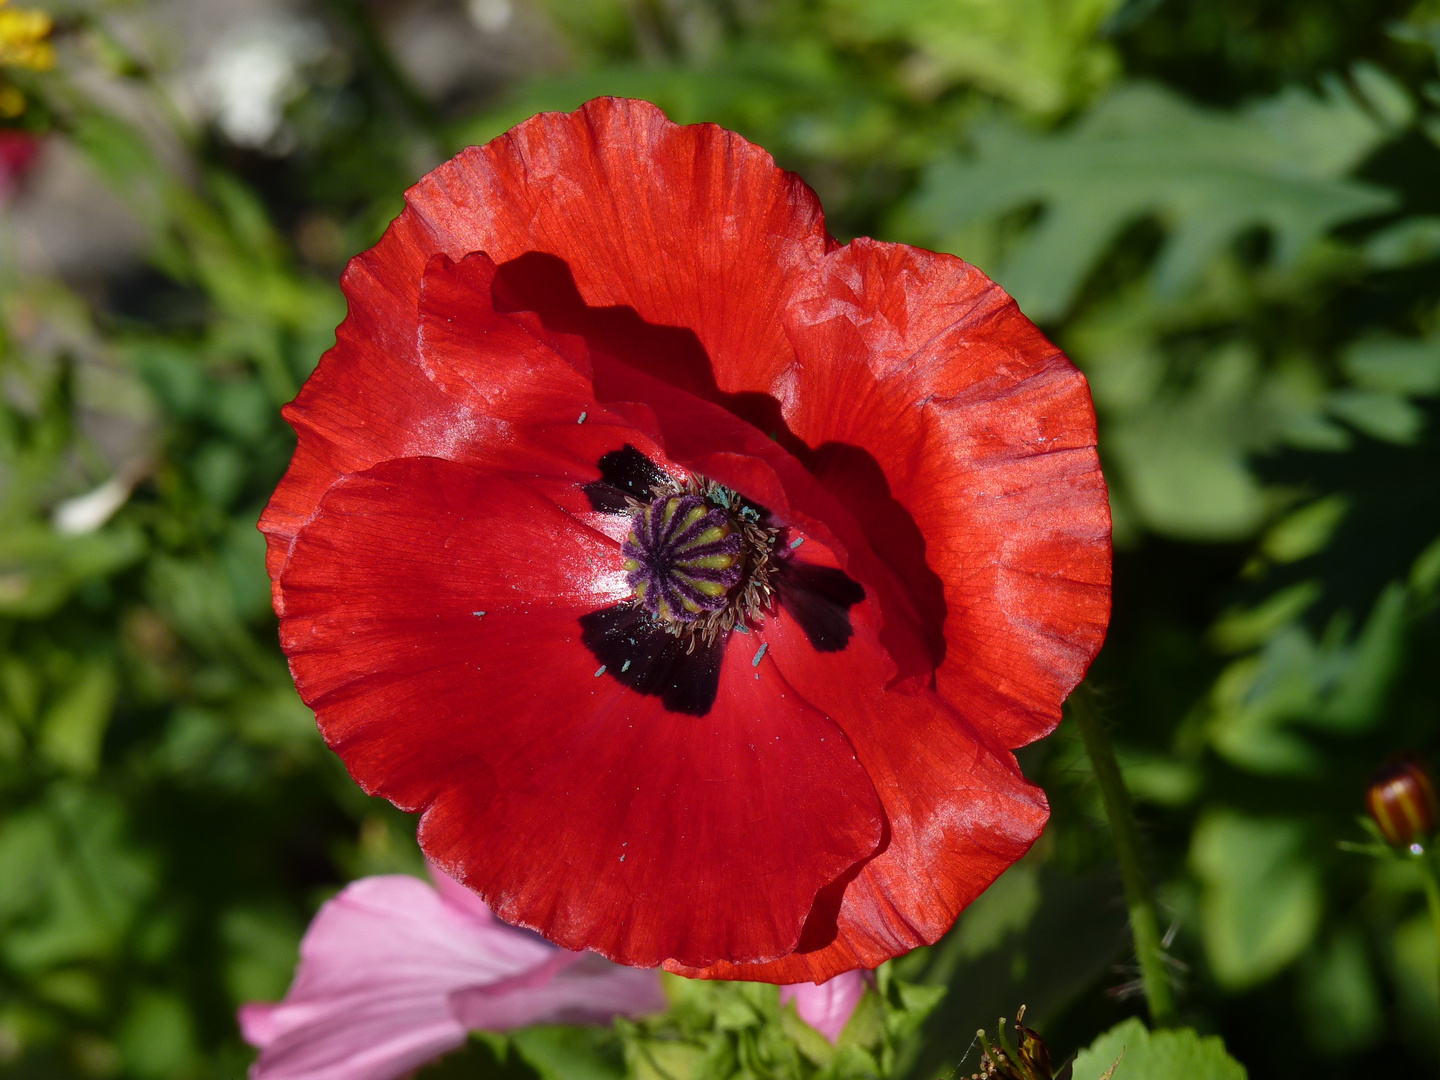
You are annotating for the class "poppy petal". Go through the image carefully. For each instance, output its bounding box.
[406,97,829,399]
[779,239,1112,748]
[278,456,885,970]
[259,237,635,610]
[259,207,446,605]
[667,594,1048,983]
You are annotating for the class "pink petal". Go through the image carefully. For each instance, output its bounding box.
[451,951,668,1030]
[780,970,869,1044]
[427,859,499,925]
[427,859,665,1026]
[241,875,554,1080]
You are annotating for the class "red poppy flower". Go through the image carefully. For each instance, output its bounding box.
[260,98,1111,983]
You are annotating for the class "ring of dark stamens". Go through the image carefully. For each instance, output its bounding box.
[622,474,782,652]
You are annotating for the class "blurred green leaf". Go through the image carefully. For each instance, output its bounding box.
[1,787,154,972]
[0,811,55,923]
[512,1026,626,1080]
[1362,215,1440,267]
[117,991,197,1080]
[1062,267,1361,541]
[823,0,1122,113]
[1116,746,1202,806]
[779,1004,836,1068]
[1412,534,1440,596]
[221,906,304,1007]
[908,79,1397,320]
[453,37,910,175]
[1296,930,1383,1054]
[944,861,1042,962]
[1190,811,1321,989]
[33,968,107,1017]
[879,981,943,1043]
[1327,388,1426,444]
[0,524,145,619]
[36,656,115,777]
[1207,583,1407,772]
[1390,913,1440,1054]
[1101,343,1272,539]
[1260,495,1349,564]
[1342,333,1440,396]
[1210,581,1321,654]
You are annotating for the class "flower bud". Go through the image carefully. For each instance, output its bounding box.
[1366,755,1438,850]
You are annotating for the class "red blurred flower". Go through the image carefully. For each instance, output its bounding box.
[0,128,39,199]
[260,98,1111,982]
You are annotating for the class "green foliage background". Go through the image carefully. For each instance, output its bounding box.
[2,0,1439,1076]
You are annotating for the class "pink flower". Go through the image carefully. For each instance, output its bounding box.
[239,867,666,1080]
[780,970,869,1044]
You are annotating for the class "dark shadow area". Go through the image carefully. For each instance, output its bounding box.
[805,443,948,672]
[1258,398,1440,626]
[899,864,1131,1080]
[491,251,948,672]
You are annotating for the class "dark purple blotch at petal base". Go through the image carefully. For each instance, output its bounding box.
[773,561,865,653]
[579,604,726,716]
[583,445,669,513]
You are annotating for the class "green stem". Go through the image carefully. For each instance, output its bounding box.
[1071,683,1177,1028]
[1420,854,1440,1071]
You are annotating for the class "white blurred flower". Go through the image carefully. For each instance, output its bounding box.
[199,18,328,151]
[466,0,512,35]
[53,475,133,535]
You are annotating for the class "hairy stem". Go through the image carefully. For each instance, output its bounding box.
[1071,683,1176,1027]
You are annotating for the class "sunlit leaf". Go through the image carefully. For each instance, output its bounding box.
[1070,1018,1246,1080]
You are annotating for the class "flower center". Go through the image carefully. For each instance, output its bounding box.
[623,494,742,625]
[619,480,782,644]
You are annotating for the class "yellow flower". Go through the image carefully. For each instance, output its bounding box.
[0,0,55,73]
